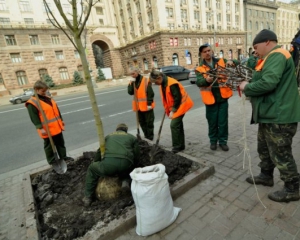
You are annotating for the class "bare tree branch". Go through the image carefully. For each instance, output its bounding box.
[78,0,97,37]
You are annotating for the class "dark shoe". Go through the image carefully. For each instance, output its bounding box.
[268,184,300,202]
[172,146,185,153]
[82,196,93,207]
[219,144,229,151]
[246,172,274,186]
[210,144,217,150]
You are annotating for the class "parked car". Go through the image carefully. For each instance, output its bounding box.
[160,65,190,81]
[9,89,51,104]
[189,69,197,84]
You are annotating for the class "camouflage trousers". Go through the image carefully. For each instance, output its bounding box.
[257,123,299,183]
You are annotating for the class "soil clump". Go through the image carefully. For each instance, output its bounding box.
[32,140,200,240]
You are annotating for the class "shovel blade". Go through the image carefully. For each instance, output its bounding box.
[52,159,67,174]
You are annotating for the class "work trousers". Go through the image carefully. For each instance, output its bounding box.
[43,132,66,164]
[257,123,299,183]
[138,109,155,140]
[85,157,134,197]
[170,114,185,149]
[205,101,228,145]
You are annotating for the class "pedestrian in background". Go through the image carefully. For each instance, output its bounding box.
[246,50,259,70]
[128,67,155,140]
[239,29,300,202]
[195,44,236,151]
[25,80,73,166]
[83,123,140,206]
[149,69,194,153]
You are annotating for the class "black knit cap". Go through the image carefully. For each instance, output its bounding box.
[199,43,211,53]
[253,29,277,45]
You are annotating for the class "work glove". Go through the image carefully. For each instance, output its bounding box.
[168,111,174,119]
[147,106,152,110]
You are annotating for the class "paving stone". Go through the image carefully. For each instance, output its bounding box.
[225,226,248,239]
[164,226,184,240]
[262,224,281,240]
[274,231,294,240]
[191,226,215,240]
[221,204,239,218]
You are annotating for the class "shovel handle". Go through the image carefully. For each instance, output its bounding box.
[133,83,141,139]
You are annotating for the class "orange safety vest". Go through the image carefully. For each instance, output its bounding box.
[255,48,291,71]
[131,77,155,112]
[25,97,64,139]
[160,77,194,119]
[196,58,233,105]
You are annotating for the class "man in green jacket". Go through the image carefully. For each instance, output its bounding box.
[246,51,258,70]
[83,123,140,206]
[239,29,300,203]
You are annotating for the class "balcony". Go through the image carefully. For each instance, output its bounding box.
[0,21,57,29]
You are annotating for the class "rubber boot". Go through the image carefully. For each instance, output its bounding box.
[246,169,274,186]
[268,181,300,203]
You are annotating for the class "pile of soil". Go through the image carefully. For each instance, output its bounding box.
[31,141,200,240]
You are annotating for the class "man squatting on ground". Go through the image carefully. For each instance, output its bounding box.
[195,44,237,151]
[83,123,140,206]
[25,80,73,166]
[239,29,300,202]
[128,67,155,140]
[149,69,194,153]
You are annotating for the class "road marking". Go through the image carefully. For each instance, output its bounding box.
[62,104,105,115]
[81,109,132,124]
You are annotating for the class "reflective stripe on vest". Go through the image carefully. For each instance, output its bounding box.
[160,77,194,119]
[196,58,232,105]
[255,48,291,71]
[26,97,64,139]
[132,77,155,111]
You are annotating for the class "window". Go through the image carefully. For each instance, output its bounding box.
[99,19,104,25]
[38,68,48,80]
[5,35,16,45]
[29,35,39,45]
[181,9,187,19]
[166,7,173,17]
[0,0,7,11]
[59,67,69,80]
[51,34,60,44]
[10,53,22,63]
[96,7,103,14]
[168,23,175,30]
[34,52,44,61]
[55,51,64,60]
[16,71,28,85]
[194,11,200,21]
[19,0,31,12]
[74,50,80,59]
[24,18,34,24]
[0,72,3,84]
[0,17,10,24]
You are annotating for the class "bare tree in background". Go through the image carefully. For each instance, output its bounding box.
[43,0,105,153]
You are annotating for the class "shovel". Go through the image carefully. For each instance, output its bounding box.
[34,91,67,174]
[150,112,166,162]
[133,83,142,141]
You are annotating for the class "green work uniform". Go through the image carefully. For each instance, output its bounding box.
[84,130,140,197]
[244,45,300,183]
[246,55,258,70]
[128,74,155,140]
[161,75,185,149]
[196,57,235,145]
[26,95,67,164]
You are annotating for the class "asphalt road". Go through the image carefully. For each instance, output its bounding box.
[0,80,203,174]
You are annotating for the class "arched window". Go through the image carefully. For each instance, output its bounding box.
[16,71,28,85]
[172,53,178,65]
[186,52,192,65]
[153,56,158,68]
[143,59,148,71]
[59,67,69,80]
[38,68,48,80]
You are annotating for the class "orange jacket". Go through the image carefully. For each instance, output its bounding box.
[26,97,64,139]
[196,58,232,105]
[160,77,194,119]
[132,77,155,111]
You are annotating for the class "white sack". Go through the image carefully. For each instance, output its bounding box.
[130,164,181,236]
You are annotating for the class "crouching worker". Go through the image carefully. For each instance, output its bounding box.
[83,123,140,207]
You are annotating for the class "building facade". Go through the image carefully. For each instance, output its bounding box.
[0,0,299,95]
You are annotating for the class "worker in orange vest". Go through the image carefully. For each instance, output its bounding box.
[149,69,194,153]
[128,67,155,140]
[25,80,73,165]
[196,44,237,151]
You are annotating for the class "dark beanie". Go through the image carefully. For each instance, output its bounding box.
[116,123,128,132]
[253,29,277,45]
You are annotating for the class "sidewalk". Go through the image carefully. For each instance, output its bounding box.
[1,94,300,240]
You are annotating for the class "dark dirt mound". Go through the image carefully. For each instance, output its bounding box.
[32,141,200,240]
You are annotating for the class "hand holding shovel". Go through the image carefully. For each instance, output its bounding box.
[150,112,166,162]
